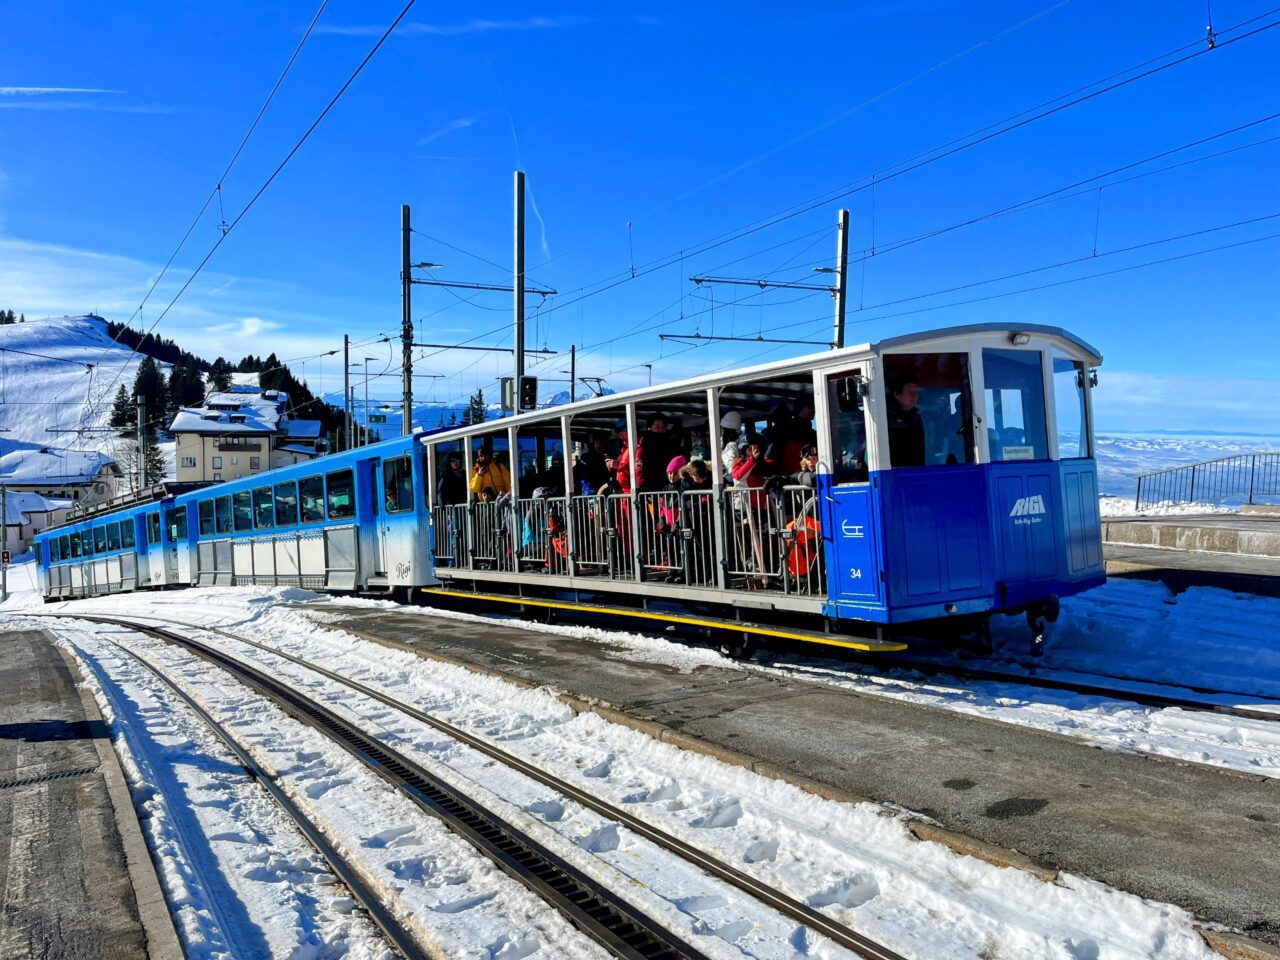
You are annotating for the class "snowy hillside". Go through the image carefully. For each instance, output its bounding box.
[0,315,157,445]
[0,315,165,486]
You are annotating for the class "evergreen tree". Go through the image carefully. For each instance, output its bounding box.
[131,356,169,431]
[448,410,458,427]
[461,389,487,427]
[209,357,233,393]
[109,385,133,430]
[142,428,165,486]
[0,309,14,324]
[166,360,205,417]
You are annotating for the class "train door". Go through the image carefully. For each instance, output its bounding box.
[820,369,884,610]
[378,454,418,584]
[144,511,163,585]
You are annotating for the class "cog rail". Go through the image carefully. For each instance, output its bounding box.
[44,611,909,960]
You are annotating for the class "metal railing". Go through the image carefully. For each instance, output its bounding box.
[429,484,827,597]
[1134,452,1280,510]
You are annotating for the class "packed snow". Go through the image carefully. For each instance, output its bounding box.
[8,587,1225,959]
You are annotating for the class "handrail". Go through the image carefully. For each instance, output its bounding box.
[1133,452,1280,510]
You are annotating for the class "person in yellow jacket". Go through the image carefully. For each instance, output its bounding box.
[469,446,511,499]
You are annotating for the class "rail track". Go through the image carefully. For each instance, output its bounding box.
[63,623,428,960]
[40,611,909,960]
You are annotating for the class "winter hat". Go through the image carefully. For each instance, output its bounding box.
[719,410,742,430]
[666,455,689,474]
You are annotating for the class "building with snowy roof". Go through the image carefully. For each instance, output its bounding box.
[0,442,123,506]
[170,389,327,484]
[2,490,75,555]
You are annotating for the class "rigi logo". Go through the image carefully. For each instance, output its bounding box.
[1009,495,1046,522]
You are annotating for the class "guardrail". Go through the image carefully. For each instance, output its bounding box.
[1134,452,1280,510]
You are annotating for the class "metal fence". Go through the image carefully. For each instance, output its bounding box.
[1134,452,1280,511]
[429,484,827,597]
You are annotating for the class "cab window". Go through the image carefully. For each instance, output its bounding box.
[383,456,414,513]
[199,500,215,536]
[215,496,233,534]
[253,486,274,530]
[299,476,325,523]
[326,469,355,520]
[233,491,253,532]
[983,349,1048,462]
[120,520,136,549]
[274,482,299,527]
[882,352,975,468]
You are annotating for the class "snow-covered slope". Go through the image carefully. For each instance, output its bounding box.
[0,315,156,445]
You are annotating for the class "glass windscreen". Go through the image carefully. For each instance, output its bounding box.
[1053,352,1089,459]
[326,469,355,520]
[253,487,274,529]
[983,349,1048,461]
[299,476,325,522]
[274,482,299,526]
[828,372,870,483]
[882,353,975,467]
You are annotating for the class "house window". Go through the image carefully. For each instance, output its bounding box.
[181,457,196,468]
[213,473,222,481]
[250,457,260,470]
[212,456,223,469]
[230,457,239,466]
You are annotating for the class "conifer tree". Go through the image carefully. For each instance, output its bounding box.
[109,385,133,430]
[209,357,233,393]
[462,389,487,427]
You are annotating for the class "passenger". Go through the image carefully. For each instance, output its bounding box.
[436,453,468,506]
[731,435,772,588]
[654,455,688,582]
[470,446,512,499]
[886,379,926,467]
[764,403,805,475]
[638,414,673,493]
[787,444,819,488]
[718,410,743,482]
[677,459,713,584]
[576,437,610,494]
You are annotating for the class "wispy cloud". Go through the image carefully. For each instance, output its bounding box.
[0,86,122,95]
[0,100,172,113]
[207,316,281,339]
[417,117,477,147]
[319,16,586,38]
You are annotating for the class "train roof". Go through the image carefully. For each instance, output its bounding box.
[425,322,1102,439]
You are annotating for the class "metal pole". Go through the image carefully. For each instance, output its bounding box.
[834,208,849,349]
[514,170,526,390]
[569,344,576,404]
[1,481,7,603]
[343,334,351,450]
[363,358,371,447]
[401,204,413,435]
[136,395,145,493]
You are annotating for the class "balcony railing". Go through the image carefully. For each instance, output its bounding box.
[213,438,263,451]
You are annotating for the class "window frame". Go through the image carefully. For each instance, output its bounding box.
[981,347,1050,463]
[167,507,188,542]
[59,534,70,561]
[274,481,299,527]
[199,499,215,536]
[232,490,254,532]
[325,468,355,521]
[215,495,233,534]
[70,532,82,558]
[1051,351,1092,460]
[253,486,275,530]
[120,519,136,550]
[147,512,162,545]
[383,455,415,513]
[94,527,108,553]
[299,475,325,523]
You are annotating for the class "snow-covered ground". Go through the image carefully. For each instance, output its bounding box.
[5,585,1226,959]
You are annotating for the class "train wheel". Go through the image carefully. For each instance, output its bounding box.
[717,632,758,661]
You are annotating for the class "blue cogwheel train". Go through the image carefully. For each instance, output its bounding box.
[35,323,1103,657]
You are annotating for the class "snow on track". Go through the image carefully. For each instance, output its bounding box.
[51,616,612,960]
[22,590,1222,960]
[52,619,392,960]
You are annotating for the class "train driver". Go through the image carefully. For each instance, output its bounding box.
[887,378,926,467]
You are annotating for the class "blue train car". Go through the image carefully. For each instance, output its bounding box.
[35,323,1103,653]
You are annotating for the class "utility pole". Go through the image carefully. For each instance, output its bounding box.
[834,208,849,350]
[401,204,413,435]
[569,345,576,404]
[343,334,352,450]
[514,170,526,389]
[1,480,6,603]
[136,395,145,493]
[363,357,372,447]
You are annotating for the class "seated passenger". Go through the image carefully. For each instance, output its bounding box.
[886,378,926,467]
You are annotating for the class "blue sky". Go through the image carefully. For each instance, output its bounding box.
[1,1,1277,432]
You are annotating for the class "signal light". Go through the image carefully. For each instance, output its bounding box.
[518,376,538,411]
